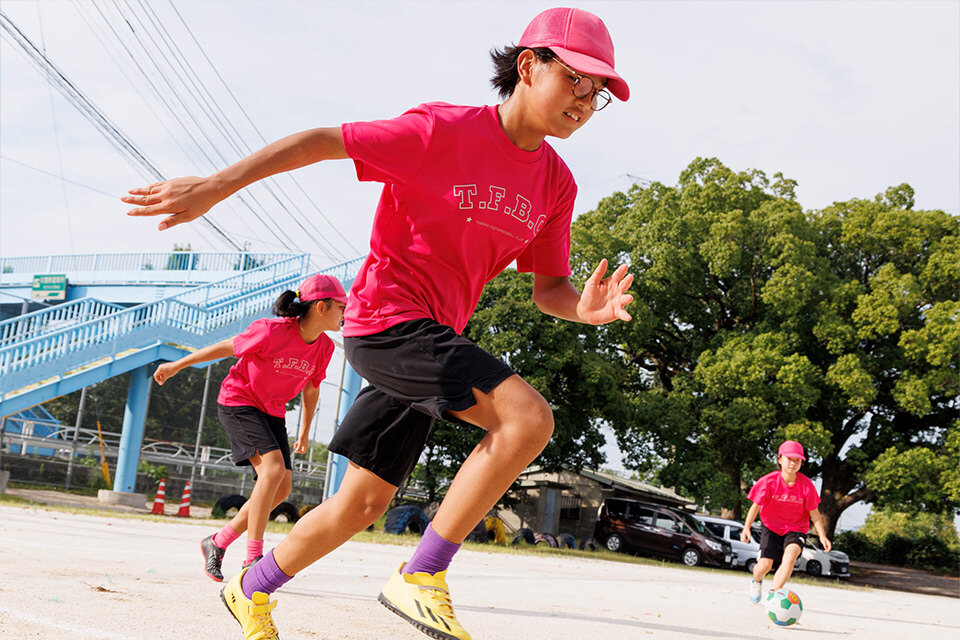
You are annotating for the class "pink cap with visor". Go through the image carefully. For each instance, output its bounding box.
[518,7,629,102]
[777,440,806,461]
[297,274,348,304]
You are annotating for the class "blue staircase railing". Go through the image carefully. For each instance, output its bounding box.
[0,254,365,414]
[0,251,299,283]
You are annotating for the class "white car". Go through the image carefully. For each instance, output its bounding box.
[694,515,763,572]
[796,538,850,578]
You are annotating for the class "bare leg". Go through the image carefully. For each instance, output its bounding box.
[225,467,292,536]
[429,374,554,543]
[772,543,803,590]
[753,557,774,583]
[272,462,397,575]
[242,450,287,543]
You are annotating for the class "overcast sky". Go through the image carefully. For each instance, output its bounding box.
[1,0,957,263]
[1,1,957,527]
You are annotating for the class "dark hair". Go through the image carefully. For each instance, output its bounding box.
[489,45,555,99]
[272,290,333,318]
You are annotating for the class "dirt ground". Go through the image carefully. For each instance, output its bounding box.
[7,487,958,599]
[1,502,958,640]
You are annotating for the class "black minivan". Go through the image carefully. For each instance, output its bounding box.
[594,498,733,567]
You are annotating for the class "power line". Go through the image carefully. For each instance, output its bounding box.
[0,9,242,251]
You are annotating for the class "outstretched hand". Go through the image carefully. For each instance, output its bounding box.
[122,176,222,231]
[577,259,634,325]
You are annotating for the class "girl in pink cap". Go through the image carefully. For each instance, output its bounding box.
[741,440,832,603]
[153,274,346,583]
[126,7,630,640]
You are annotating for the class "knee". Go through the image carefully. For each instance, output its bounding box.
[346,493,392,530]
[516,394,554,449]
[257,458,286,484]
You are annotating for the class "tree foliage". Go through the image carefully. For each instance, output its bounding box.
[570,158,959,532]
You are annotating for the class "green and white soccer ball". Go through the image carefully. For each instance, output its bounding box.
[765,588,802,626]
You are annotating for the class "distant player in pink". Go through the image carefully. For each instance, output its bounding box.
[741,440,832,603]
[126,8,632,640]
[152,274,346,582]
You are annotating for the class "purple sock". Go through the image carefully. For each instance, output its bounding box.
[241,549,293,599]
[402,523,461,575]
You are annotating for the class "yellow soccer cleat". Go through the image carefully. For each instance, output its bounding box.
[220,567,281,640]
[378,563,472,640]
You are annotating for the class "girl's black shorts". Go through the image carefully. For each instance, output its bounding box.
[329,318,516,487]
[759,526,808,560]
[217,403,292,470]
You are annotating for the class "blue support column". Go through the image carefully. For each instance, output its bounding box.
[113,364,151,493]
[325,363,362,499]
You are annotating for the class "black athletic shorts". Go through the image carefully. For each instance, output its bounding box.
[328,318,517,487]
[759,526,807,560]
[217,404,292,470]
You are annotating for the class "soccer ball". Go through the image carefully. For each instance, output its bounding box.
[765,588,802,626]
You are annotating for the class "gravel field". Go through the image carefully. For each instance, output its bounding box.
[0,504,956,640]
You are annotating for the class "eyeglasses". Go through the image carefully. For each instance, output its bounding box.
[552,57,613,112]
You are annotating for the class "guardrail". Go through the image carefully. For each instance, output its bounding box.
[0,254,364,400]
[0,298,125,348]
[0,418,327,476]
[0,252,297,278]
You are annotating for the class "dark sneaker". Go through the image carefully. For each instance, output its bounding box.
[202,534,226,582]
[243,555,263,570]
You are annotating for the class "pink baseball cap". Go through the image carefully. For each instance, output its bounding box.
[297,274,347,304]
[519,7,630,102]
[778,440,806,461]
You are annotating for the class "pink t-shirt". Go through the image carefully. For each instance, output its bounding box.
[340,102,577,337]
[748,470,821,535]
[217,317,335,418]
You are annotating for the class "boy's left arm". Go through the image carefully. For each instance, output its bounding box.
[810,509,832,552]
[532,260,633,324]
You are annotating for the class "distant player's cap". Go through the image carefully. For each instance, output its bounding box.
[519,7,629,101]
[778,440,806,460]
[297,274,347,303]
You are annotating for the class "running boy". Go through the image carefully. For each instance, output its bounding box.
[125,8,632,640]
[741,440,832,603]
[153,274,346,581]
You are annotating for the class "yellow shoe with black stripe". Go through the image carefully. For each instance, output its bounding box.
[378,563,471,640]
[220,567,280,640]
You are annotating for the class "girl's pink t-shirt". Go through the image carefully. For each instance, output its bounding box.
[748,470,821,535]
[217,317,335,418]
[340,102,577,337]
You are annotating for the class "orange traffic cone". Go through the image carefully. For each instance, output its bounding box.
[151,478,166,515]
[176,481,191,517]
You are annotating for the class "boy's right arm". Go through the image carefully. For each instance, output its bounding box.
[153,338,235,385]
[124,127,347,231]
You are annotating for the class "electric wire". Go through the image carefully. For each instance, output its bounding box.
[166,0,360,259]
[0,9,241,251]
[135,0,347,264]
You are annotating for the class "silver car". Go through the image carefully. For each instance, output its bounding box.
[796,538,851,578]
[694,515,763,572]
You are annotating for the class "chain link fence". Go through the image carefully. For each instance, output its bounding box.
[1,359,328,512]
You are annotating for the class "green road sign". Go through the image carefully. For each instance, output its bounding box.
[31,274,68,301]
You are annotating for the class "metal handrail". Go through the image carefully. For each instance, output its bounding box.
[0,254,364,395]
[0,252,297,276]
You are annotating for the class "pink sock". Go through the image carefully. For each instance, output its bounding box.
[245,539,264,564]
[212,524,240,550]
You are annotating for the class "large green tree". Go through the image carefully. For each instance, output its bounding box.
[570,158,959,534]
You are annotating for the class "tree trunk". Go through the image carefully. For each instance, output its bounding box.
[818,455,876,538]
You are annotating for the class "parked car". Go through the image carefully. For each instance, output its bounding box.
[594,498,733,567]
[796,538,850,578]
[694,514,763,572]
